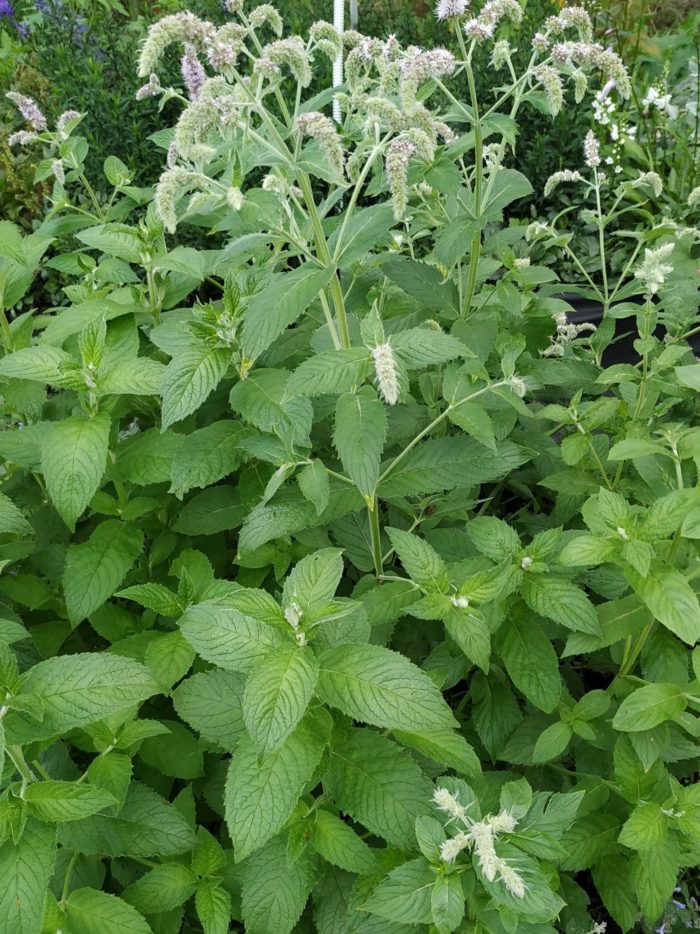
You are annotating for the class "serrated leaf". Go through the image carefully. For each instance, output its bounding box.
[333,387,386,498]
[532,722,572,763]
[4,653,156,744]
[297,460,330,516]
[63,520,144,625]
[325,728,433,849]
[393,729,481,778]
[0,818,56,934]
[363,857,434,924]
[0,491,32,536]
[196,881,231,934]
[312,809,377,874]
[522,575,601,636]
[612,682,687,732]
[41,413,110,528]
[618,802,668,851]
[317,643,456,732]
[329,203,395,267]
[66,888,152,934]
[391,329,467,369]
[243,646,319,757]
[225,708,331,861]
[230,369,312,444]
[169,421,249,498]
[180,601,284,672]
[379,437,528,497]
[0,345,73,383]
[116,583,181,617]
[285,348,372,398]
[626,564,700,645]
[496,614,560,713]
[282,549,343,616]
[386,527,448,592]
[24,781,117,822]
[122,864,197,915]
[58,782,195,857]
[173,669,246,750]
[240,835,317,934]
[242,265,334,362]
[161,343,231,430]
[431,873,465,933]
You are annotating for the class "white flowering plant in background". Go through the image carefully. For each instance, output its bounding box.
[0,1,699,933]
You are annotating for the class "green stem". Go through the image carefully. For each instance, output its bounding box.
[368,497,383,577]
[460,47,482,320]
[593,168,609,311]
[60,851,79,906]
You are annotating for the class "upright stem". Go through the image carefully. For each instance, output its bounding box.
[460,44,483,319]
[368,497,383,577]
[593,168,609,311]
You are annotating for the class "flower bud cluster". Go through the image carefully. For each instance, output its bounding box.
[6,92,47,130]
[295,112,345,176]
[309,20,342,60]
[633,243,674,296]
[256,37,312,87]
[371,342,400,405]
[544,169,583,197]
[463,0,522,42]
[434,0,470,20]
[432,787,526,899]
[248,5,283,36]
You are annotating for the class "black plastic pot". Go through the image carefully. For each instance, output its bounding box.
[557,292,700,365]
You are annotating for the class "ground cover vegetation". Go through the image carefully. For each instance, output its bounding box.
[0,1,699,932]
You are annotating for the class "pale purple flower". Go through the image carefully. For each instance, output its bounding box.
[6,92,47,130]
[181,44,207,99]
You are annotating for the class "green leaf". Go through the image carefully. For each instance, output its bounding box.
[116,583,182,617]
[391,329,467,369]
[63,519,144,625]
[312,809,377,874]
[282,549,344,616]
[0,345,73,383]
[229,369,312,443]
[41,413,110,528]
[386,527,448,592]
[285,348,373,398]
[241,265,334,362]
[225,708,331,861]
[179,601,284,673]
[100,358,165,396]
[4,653,156,744]
[467,517,520,561]
[363,858,434,924]
[86,753,132,811]
[173,669,246,750]
[333,387,386,498]
[196,881,231,934]
[161,343,231,430]
[24,781,117,822]
[169,421,250,498]
[522,576,601,636]
[618,802,668,851]
[608,437,667,460]
[0,818,56,934]
[448,399,496,451]
[243,646,319,757]
[329,203,395,267]
[115,428,184,484]
[122,864,197,915]
[626,564,700,645]
[392,728,481,778]
[431,873,465,934]
[612,683,687,732]
[58,782,195,857]
[66,888,152,934]
[297,460,330,515]
[317,643,456,732]
[240,835,317,934]
[631,837,680,924]
[532,722,572,763]
[496,614,561,713]
[325,728,433,849]
[444,607,491,672]
[0,491,32,536]
[379,437,528,497]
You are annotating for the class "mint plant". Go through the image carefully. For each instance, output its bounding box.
[0,2,699,933]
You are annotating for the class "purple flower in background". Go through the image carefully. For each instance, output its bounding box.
[0,0,14,17]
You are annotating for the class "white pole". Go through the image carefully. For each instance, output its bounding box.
[332,0,344,123]
[350,0,358,28]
